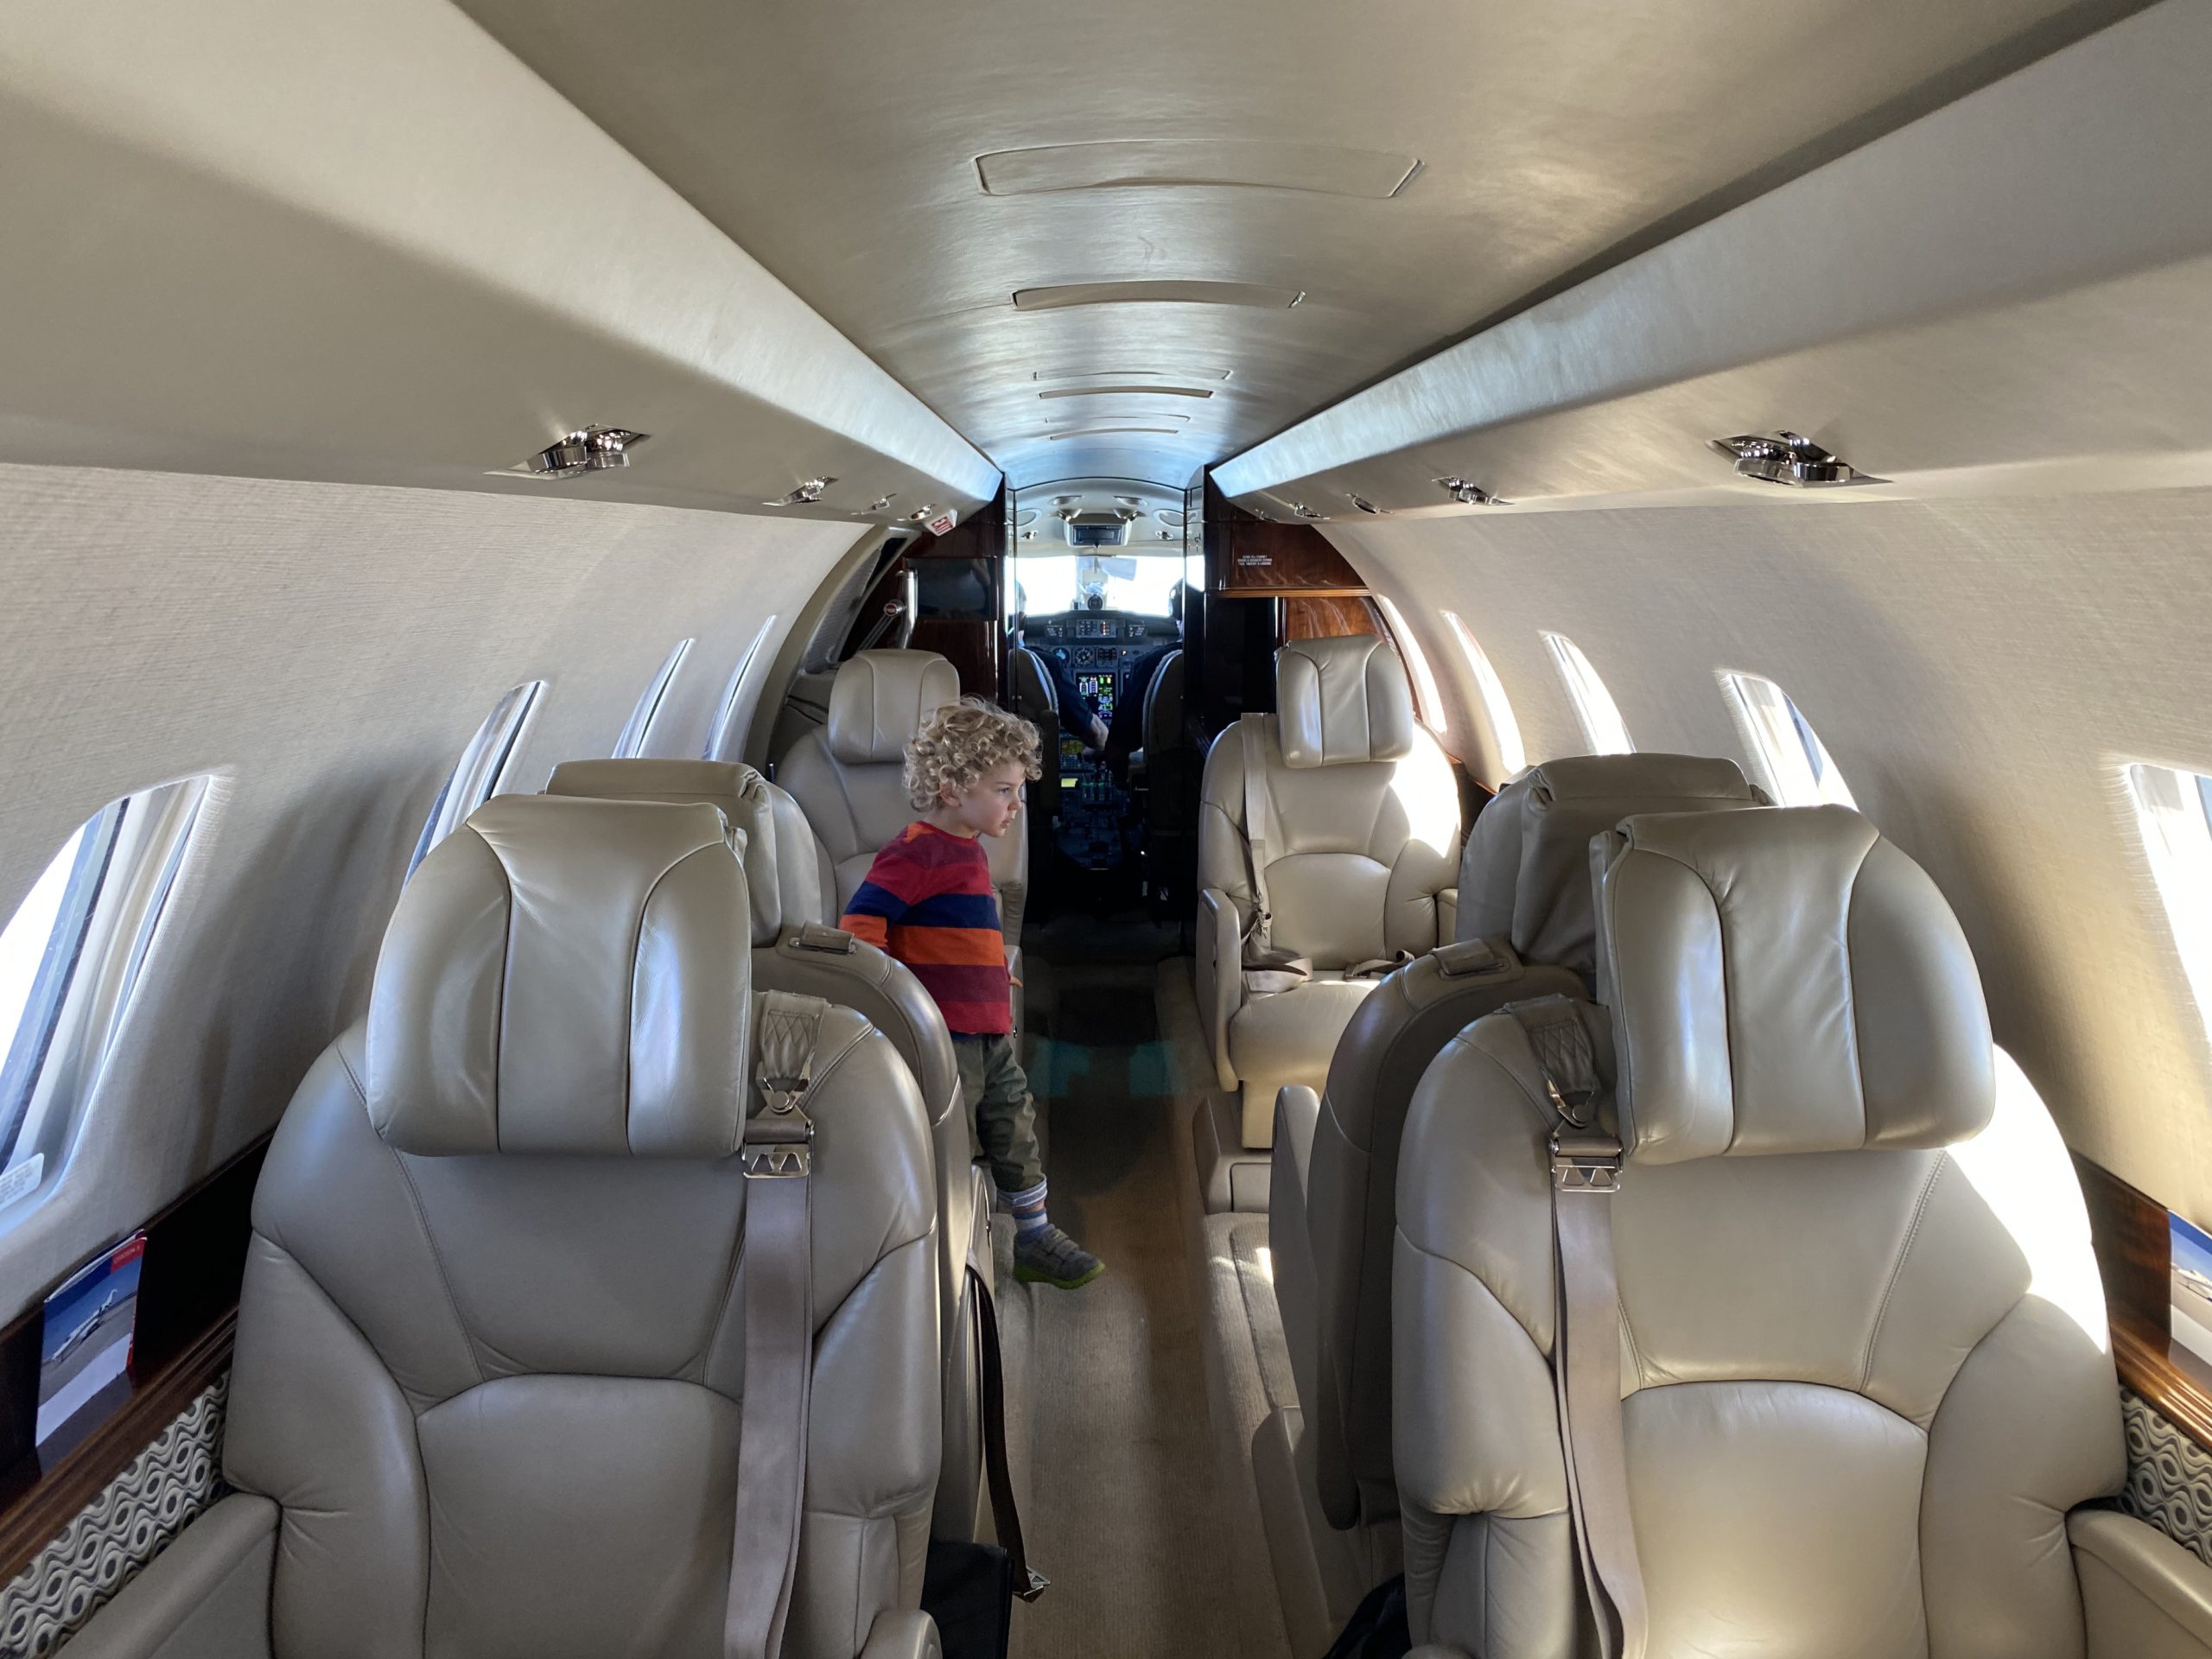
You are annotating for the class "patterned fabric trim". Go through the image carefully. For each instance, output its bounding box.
[2120,1385,2212,1567]
[0,1376,228,1659]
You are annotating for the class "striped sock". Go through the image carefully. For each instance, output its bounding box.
[1002,1178,1050,1240]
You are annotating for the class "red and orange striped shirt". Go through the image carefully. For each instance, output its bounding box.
[840,822,1011,1035]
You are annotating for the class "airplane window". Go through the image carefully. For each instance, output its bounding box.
[613,639,695,759]
[0,776,212,1221]
[1372,595,1446,734]
[1719,671,1856,808]
[2125,762,2212,1044]
[704,615,779,762]
[407,681,546,878]
[1442,612,1527,775]
[1542,632,1635,754]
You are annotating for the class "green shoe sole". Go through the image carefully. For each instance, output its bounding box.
[1014,1259,1105,1290]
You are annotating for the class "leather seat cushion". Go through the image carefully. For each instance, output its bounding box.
[1229,977,1380,1094]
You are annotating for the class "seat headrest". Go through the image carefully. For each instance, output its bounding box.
[1595,804,1993,1164]
[367,795,754,1158]
[544,758,823,944]
[827,650,960,763]
[1276,635,1415,768]
[1459,753,1768,969]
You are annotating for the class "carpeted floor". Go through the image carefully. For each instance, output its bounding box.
[999,938,1264,1658]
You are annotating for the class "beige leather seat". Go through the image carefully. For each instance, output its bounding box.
[1005,643,1064,880]
[543,758,993,1540]
[222,795,941,1658]
[779,648,1027,1017]
[1197,634,1460,1148]
[1394,804,2133,1655]
[1260,755,1764,1648]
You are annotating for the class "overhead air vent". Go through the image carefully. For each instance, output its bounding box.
[978,141,1421,200]
[1709,432,1864,487]
[763,476,836,506]
[513,426,648,480]
[1013,282,1304,311]
[1347,494,1387,515]
[1039,385,1215,400]
[1437,475,1504,506]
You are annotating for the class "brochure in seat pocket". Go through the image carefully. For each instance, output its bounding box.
[37,1231,146,1464]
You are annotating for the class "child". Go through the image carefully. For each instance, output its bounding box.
[840,697,1103,1290]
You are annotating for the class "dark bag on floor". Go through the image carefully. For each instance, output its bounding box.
[922,1540,1015,1659]
[919,1267,1046,1659]
[1320,1573,1411,1659]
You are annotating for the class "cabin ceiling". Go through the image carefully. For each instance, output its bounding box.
[456,0,2137,493]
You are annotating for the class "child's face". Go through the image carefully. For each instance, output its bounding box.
[938,760,1027,838]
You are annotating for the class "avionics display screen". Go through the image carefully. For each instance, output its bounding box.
[1077,672,1116,720]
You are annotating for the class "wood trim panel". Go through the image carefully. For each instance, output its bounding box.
[2076,1154,2212,1450]
[0,1313,235,1583]
[0,1135,266,1580]
[1204,476,1367,598]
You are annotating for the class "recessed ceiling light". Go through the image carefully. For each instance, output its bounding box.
[1032,366,1233,385]
[1045,428,1185,440]
[1013,281,1304,311]
[977,142,1421,200]
[1038,385,1215,400]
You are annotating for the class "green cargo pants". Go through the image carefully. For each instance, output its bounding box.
[953,1033,1046,1194]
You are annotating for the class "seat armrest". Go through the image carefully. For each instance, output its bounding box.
[1270,1084,1323,1409]
[61,1492,276,1659]
[859,1609,943,1659]
[1196,887,1245,1093]
[1436,886,1458,945]
[2074,1509,2212,1656]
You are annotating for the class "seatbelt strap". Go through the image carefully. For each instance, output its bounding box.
[1507,999,1648,1659]
[725,991,826,1659]
[1239,715,1278,951]
[966,1264,1049,1603]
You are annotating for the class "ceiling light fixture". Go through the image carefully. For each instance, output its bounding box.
[906,503,938,523]
[1289,502,1324,520]
[764,477,836,507]
[1437,475,1503,506]
[867,493,896,512]
[1347,494,1387,515]
[1709,432,1859,487]
[519,427,648,479]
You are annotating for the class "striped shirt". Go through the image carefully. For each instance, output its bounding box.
[841,822,1011,1035]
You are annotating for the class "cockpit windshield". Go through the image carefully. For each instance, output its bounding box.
[1013,553,1198,619]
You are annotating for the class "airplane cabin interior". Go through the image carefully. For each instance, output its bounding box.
[9,3,2212,1656]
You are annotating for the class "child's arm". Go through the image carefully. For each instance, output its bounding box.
[839,838,928,950]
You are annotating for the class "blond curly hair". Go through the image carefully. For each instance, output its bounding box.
[903,696,1043,810]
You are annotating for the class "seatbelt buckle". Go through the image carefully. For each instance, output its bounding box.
[742,1109,813,1179]
[1551,1130,1623,1193]
[1016,1567,1051,1602]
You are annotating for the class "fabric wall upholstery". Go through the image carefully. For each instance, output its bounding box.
[0,460,866,1319]
[1327,486,2212,1225]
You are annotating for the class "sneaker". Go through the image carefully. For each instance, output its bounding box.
[1014,1224,1103,1290]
